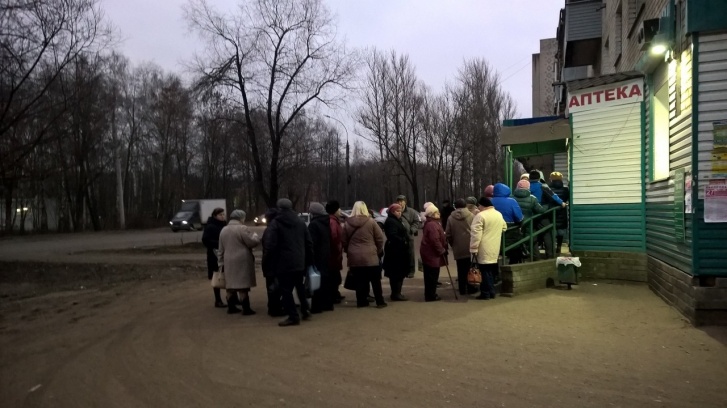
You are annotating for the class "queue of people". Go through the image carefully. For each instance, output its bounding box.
[202,170,569,326]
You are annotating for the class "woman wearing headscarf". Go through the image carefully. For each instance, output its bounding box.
[218,209,261,315]
[308,202,334,313]
[382,203,410,301]
[342,201,386,308]
[420,204,448,302]
[202,207,227,308]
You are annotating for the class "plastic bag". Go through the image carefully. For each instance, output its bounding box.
[307,265,321,293]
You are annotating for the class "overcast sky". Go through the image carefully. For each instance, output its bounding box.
[102,0,564,124]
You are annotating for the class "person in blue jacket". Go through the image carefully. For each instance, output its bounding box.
[529,170,566,259]
[490,183,525,264]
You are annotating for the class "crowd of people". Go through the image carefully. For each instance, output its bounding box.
[201,170,570,327]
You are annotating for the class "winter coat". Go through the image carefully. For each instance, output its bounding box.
[513,188,545,219]
[445,208,473,260]
[441,204,454,231]
[262,208,314,278]
[308,214,331,276]
[549,180,570,229]
[420,218,447,268]
[202,216,226,276]
[469,207,507,265]
[342,215,385,268]
[218,220,260,289]
[529,179,563,206]
[491,183,524,224]
[400,206,421,236]
[382,214,410,278]
[329,214,343,272]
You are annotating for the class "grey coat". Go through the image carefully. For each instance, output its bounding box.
[218,220,261,289]
[400,206,421,236]
[445,208,473,260]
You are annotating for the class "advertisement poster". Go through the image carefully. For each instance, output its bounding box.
[713,121,727,179]
[685,176,692,214]
[704,181,727,223]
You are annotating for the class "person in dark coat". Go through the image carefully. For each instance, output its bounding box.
[382,203,410,301]
[420,204,448,302]
[262,198,314,327]
[261,208,285,317]
[440,199,454,231]
[326,200,345,303]
[529,170,565,259]
[548,172,570,254]
[308,202,334,313]
[201,207,227,308]
[445,199,475,295]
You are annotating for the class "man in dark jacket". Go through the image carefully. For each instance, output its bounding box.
[263,198,314,326]
[440,199,454,231]
[548,172,570,254]
[261,208,285,317]
[308,202,334,313]
[396,195,421,278]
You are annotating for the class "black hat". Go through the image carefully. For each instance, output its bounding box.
[325,200,340,215]
[396,195,407,202]
[478,197,493,207]
[454,198,466,209]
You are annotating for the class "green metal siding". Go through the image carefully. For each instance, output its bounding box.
[570,204,645,252]
[645,203,693,273]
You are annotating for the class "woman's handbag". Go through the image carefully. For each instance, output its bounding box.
[210,268,226,289]
[467,255,482,285]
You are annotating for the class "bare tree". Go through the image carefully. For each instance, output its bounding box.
[184,0,357,207]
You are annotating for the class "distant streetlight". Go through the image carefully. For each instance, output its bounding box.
[324,115,350,208]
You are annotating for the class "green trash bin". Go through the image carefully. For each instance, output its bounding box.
[556,257,580,289]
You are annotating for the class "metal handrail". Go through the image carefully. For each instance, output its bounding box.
[501,206,560,263]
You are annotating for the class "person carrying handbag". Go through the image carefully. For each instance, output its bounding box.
[469,197,507,300]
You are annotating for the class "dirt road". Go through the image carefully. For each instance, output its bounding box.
[1,230,727,407]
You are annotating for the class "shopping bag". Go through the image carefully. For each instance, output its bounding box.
[467,255,482,285]
[307,265,321,293]
[211,269,226,288]
[343,269,356,290]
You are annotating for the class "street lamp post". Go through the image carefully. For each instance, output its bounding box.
[325,115,350,208]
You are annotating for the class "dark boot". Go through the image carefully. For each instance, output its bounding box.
[556,236,564,255]
[227,294,242,314]
[213,288,226,308]
[241,297,256,316]
[278,318,300,327]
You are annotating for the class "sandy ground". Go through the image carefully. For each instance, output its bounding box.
[1,229,727,407]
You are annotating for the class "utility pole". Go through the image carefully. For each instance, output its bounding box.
[325,115,350,208]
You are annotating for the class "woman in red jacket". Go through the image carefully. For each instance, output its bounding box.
[420,204,448,302]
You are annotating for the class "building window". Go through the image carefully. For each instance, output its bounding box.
[652,81,670,181]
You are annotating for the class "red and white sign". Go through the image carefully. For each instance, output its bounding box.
[567,78,644,113]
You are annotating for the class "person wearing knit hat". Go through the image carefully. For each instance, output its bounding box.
[420,203,447,302]
[423,201,433,212]
[307,202,334,313]
[513,179,544,220]
[382,203,410,301]
[548,173,570,255]
[324,200,345,303]
[395,194,421,278]
[520,173,530,181]
[465,196,479,216]
[528,170,565,259]
[469,195,507,300]
[218,208,260,315]
[484,185,494,198]
[445,198,475,295]
[264,197,314,326]
[517,179,530,190]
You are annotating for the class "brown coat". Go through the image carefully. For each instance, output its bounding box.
[218,220,260,289]
[445,208,473,260]
[342,215,385,267]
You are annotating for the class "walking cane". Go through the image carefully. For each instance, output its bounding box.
[442,254,458,300]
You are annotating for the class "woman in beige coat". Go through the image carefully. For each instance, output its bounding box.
[218,209,260,315]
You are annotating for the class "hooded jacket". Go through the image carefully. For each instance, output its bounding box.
[262,208,313,277]
[342,215,385,267]
[513,188,544,219]
[490,183,524,223]
[530,179,563,206]
[445,208,473,260]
